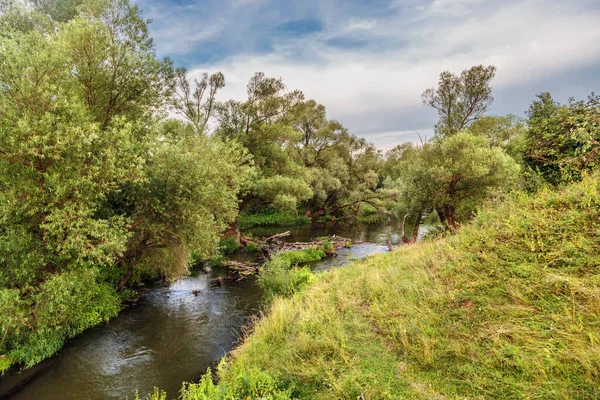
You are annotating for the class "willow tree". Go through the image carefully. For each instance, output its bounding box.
[214,73,313,237]
[423,65,496,137]
[288,100,384,218]
[386,132,519,238]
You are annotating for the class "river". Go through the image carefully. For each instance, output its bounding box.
[0,220,419,400]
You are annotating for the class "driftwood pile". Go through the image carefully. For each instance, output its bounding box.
[225,232,364,281]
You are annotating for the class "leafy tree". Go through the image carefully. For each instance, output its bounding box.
[386,132,519,236]
[289,100,384,217]
[422,65,496,137]
[466,114,526,159]
[214,73,312,236]
[0,0,251,369]
[0,13,134,366]
[172,69,225,134]
[524,92,600,185]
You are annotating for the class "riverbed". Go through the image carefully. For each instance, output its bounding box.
[0,220,417,399]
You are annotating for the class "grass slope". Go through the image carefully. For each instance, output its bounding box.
[184,177,600,399]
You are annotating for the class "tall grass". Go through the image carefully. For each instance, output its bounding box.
[181,176,600,399]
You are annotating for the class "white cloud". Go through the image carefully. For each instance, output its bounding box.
[175,0,600,147]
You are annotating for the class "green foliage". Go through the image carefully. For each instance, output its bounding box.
[238,211,310,230]
[289,100,385,217]
[385,131,519,232]
[0,0,251,370]
[130,387,167,400]
[195,176,600,399]
[524,92,600,186]
[423,65,497,137]
[2,269,120,367]
[259,247,325,302]
[244,242,261,253]
[466,114,526,159]
[182,367,293,400]
[277,247,327,267]
[219,237,241,255]
[0,355,11,373]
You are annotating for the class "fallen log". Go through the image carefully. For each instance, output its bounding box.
[264,231,291,242]
[224,260,260,281]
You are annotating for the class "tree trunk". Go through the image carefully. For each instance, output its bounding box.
[410,213,421,243]
[441,206,458,232]
[402,211,422,244]
[310,208,326,218]
[305,200,312,218]
[224,220,241,245]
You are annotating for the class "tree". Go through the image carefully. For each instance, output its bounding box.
[172,69,225,134]
[466,114,526,160]
[523,92,600,186]
[0,0,251,369]
[385,132,519,237]
[214,73,312,237]
[288,100,384,218]
[422,65,496,137]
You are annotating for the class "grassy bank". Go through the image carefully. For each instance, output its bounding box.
[238,212,310,230]
[180,176,600,399]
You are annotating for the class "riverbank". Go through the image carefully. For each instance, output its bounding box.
[181,177,600,399]
[0,222,397,399]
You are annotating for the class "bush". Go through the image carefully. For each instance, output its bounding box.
[1,269,120,368]
[277,247,326,267]
[259,258,315,302]
[0,356,10,373]
[181,367,293,400]
[244,242,261,253]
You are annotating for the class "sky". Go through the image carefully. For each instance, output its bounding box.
[136,0,600,150]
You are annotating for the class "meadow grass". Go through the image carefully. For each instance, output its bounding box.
[181,176,600,399]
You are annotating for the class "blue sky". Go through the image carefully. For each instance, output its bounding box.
[137,0,600,149]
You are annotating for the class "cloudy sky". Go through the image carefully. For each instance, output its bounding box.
[136,0,600,149]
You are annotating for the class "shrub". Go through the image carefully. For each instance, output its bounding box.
[181,367,293,400]
[259,258,315,302]
[277,247,326,267]
[2,269,120,368]
[244,242,261,253]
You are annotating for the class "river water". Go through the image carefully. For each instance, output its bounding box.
[0,220,416,400]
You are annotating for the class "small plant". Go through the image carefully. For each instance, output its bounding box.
[244,242,261,253]
[278,247,326,267]
[238,212,310,230]
[219,237,240,255]
[0,355,11,374]
[319,238,335,255]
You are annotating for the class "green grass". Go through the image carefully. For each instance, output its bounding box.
[180,176,600,399]
[238,212,310,230]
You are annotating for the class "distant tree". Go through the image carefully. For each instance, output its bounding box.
[172,69,225,134]
[422,65,496,137]
[214,73,312,239]
[524,92,600,186]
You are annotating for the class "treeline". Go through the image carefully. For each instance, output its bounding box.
[1,0,599,373]
[0,0,382,370]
